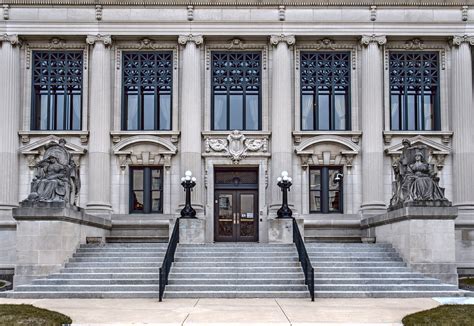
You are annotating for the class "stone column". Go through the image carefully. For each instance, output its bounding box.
[360,35,387,216]
[0,34,21,218]
[85,34,112,216]
[270,34,295,212]
[178,34,204,212]
[451,35,474,219]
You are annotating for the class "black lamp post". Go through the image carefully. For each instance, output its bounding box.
[180,170,196,218]
[277,171,293,218]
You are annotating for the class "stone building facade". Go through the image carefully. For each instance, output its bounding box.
[1,0,474,279]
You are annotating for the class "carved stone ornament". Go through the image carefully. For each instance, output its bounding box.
[178,34,204,46]
[405,38,424,50]
[0,34,21,47]
[360,34,387,46]
[95,5,103,21]
[3,4,9,20]
[278,5,286,21]
[462,6,469,22]
[452,35,474,46]
[86,34,112,47]
[370,5,377,21]
[22,139,81,206]
[389,139,451,210]
[205,130,268,163]
[187,5,194,21]
[48,37,67,49]
[270,34,296,46]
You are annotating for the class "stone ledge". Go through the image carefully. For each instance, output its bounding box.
[361,206,457,229]
[13,204,112,230]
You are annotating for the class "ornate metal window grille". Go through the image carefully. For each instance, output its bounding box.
[309,167,343,214]
[31,51,83,130]
[389,51,440,131]
[300,52,351,131]
[129,166,163,214]
[122,51,173,131]
[211,52,261,131]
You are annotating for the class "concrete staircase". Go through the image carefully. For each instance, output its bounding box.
[307,243,464,298]
[7,242,167,298]
[164,243,310,298]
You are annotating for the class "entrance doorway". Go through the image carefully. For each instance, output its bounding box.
[214,168,259,242]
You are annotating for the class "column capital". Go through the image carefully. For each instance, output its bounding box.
[86,34,112,47]
[360,34,387,47]
[269,34,295,46]
[0,34,22,47]
[452,35,474,46]
[178,34,204,46]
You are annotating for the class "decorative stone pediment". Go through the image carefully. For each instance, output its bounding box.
[295,135,360,169]
[203,130,269,163]
[385,135,451,170]
[19,135,87,168]
[112,135,177,170]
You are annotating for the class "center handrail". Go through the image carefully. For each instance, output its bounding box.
[159,218,179,302]
[292,218,315,301]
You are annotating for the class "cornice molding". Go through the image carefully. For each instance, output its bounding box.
[360,34,387,46]
[178,34,203,46]
[86,34,112,47]
[452,35,474,46]
[0,33,22,47]
[2,0,474,7]
[269,34,295,46]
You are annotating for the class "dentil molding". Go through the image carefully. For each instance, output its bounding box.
[178,34,204,46]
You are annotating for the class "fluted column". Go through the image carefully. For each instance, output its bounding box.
[178,34,204,211]
[360,35,387,215]
[0,34,21,217]
[270,34,295,211]
[86,34,112,216]
[451,35,474,218]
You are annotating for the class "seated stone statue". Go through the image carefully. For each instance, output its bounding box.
[389,139,450,210]
[24,139,81,206]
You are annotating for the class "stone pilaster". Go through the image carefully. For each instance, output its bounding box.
[360,35,387,215]
[178,34,204,212]
[269,34,295,211]
[85,34,112,216]
[0,34,21,218]
[451,35,474,219]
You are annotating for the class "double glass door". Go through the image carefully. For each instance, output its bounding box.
[215,190,258,242]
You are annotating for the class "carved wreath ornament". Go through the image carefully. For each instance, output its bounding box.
[205,130,267,163]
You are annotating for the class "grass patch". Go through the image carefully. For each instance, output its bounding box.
[0,304,72,326]
[403,305,474,326]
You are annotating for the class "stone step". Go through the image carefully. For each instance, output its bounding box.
[80,243,168,248]
[62,267,159,273]
[76,249,166,254]
[174,256,299,262]
[65,262,161,268]
[164,291,309,298]
[14,285,160,292]
[106,236,168,243]
[174,251,297,256]
[70,257,164,263]
[305,243,392,248]
[309,257,403,262]
[314,272,424,278]
[167,278,305,285]
[315,278,442,285]
[172,262,301,268]
[74,253,166,258]
[179,244,294,248]
[165,284,309,292]
[314,291,465,298]
[170,267,303,273]
[169,272,304,279]
[33,279,160,285]
[314,267,409,273]
[7,291,159,299]
[50,273,159,279]
[307,252,398,257]
[314,284,458,291]
[313,262,406,267]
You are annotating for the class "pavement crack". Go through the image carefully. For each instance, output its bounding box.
[275,298,292,326]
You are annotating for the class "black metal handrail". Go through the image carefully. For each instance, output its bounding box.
[159,218,179,302]
[293,218,315,301]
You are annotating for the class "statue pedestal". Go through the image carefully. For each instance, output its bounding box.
[12,203,111,287]
[361,205,458,285]
[268,218,303,244]
[179,218,206,244]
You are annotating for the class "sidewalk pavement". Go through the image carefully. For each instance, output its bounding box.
[0,297,451,325]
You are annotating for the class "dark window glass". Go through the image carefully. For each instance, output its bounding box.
[211,52,261,130]
[32,51,83,130]
[300,52,351,131]
[389,52,440,131]
[122,52,172,131]
[309,167,343,213]
[130,167,163,214]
